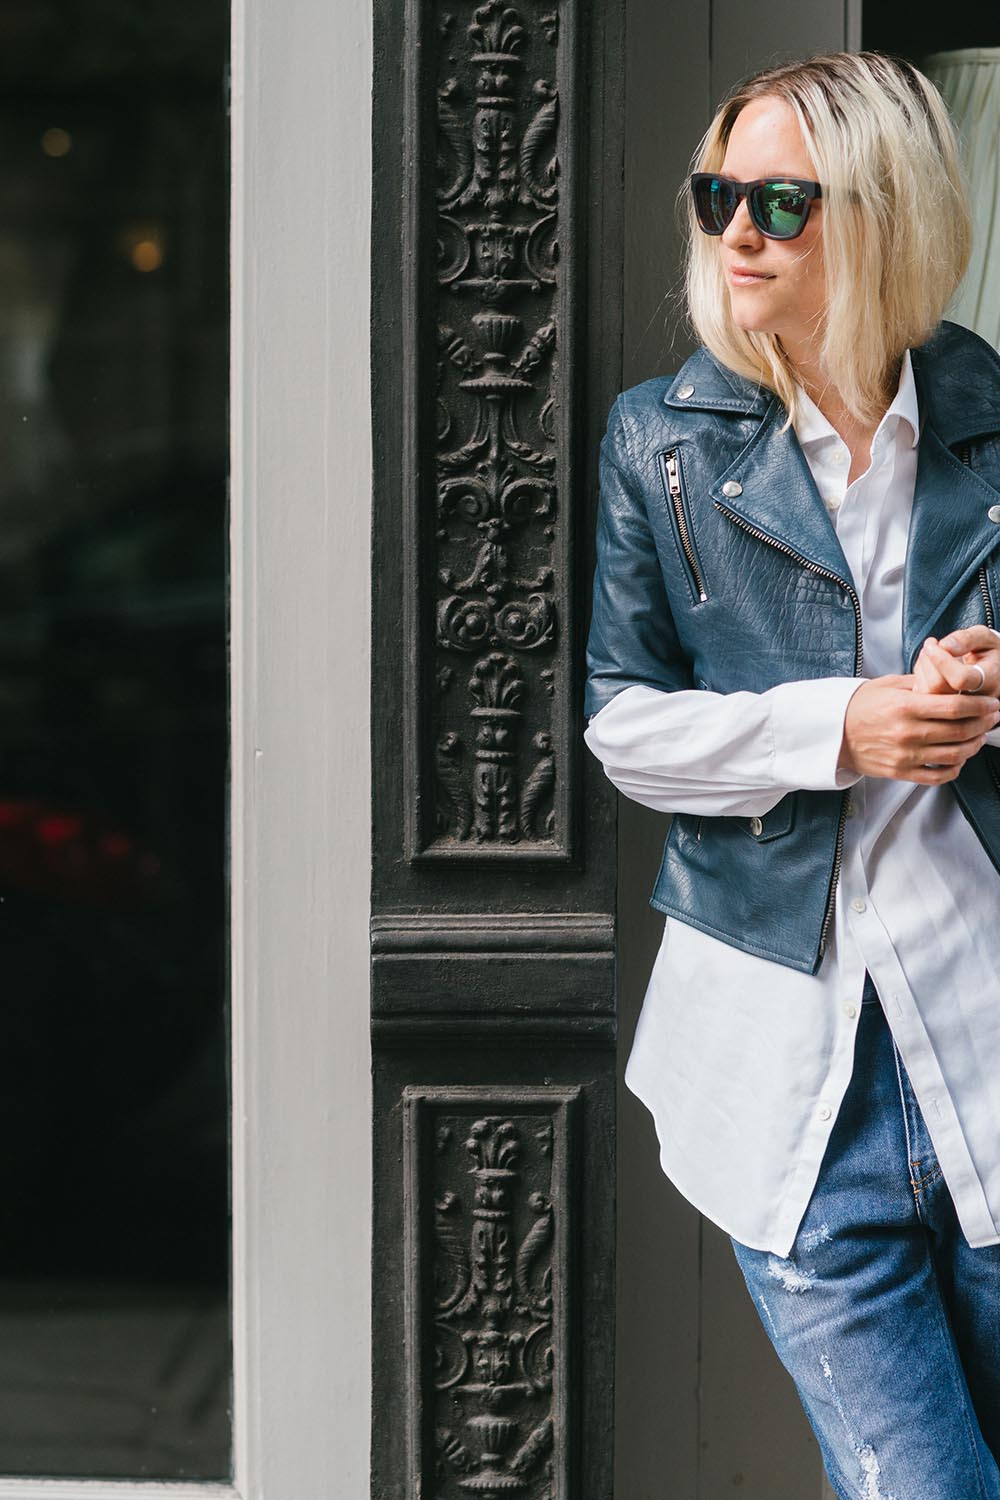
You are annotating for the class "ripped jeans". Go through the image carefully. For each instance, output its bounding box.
[731,971,1000,1500]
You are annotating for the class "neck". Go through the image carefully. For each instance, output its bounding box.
[781,336,899,442]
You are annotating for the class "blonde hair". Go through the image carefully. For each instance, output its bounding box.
[684,51,972,427]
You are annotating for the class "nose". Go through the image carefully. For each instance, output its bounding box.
[721,196,764,252]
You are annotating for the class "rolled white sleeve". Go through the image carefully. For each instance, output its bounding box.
[584,678,866,817]
[767,676,867,789]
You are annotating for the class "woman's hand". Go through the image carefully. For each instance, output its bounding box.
[838,674,1000,784]
[913,626,1000,698]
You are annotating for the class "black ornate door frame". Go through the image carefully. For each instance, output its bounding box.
[371,0,624,1489]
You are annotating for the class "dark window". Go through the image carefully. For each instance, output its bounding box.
[0,2,230,1478]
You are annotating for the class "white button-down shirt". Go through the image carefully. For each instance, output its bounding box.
[584,349,1000,1255]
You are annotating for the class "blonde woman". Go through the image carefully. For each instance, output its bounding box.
[585,51,1000,1496]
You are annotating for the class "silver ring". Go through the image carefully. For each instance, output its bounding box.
[965,662,987,693]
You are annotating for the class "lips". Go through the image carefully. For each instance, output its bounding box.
[729,265,774,282]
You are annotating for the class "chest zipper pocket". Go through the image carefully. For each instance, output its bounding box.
[660,447,708,604]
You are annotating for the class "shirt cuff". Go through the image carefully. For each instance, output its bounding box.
[767,676,867,791]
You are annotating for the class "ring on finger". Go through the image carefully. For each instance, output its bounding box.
[963,662,987,694]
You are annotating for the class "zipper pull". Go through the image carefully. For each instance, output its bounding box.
[663,449,708,603]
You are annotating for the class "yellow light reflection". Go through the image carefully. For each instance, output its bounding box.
[41,128,72,157]
[118,224,167,273]
[131,239,164,273]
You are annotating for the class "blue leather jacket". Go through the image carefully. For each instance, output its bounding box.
[585,320,1000,973]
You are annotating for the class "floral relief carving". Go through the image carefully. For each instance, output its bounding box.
[422,0,564,855]
[405,1099,571,1500]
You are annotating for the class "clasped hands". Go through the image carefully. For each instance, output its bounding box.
[838,626,1000,784]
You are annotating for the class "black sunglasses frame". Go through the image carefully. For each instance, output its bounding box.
[689,174,823,240]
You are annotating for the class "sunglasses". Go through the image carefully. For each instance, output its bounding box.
[690,174,823,240]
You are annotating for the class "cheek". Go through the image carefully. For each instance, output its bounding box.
[793,232,825,294]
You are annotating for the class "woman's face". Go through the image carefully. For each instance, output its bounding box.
[717,95,826,357]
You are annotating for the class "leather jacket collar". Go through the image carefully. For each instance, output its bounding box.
[660,320,1000,449]
[658,321,1000,673]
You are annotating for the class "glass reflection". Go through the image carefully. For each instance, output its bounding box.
[0,1,230,1479]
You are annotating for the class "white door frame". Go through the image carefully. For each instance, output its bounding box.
[228,0,372,1490]
[0,2,373,1495]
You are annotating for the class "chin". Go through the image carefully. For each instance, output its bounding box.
[727,291,779,333]
[731,309,780,336]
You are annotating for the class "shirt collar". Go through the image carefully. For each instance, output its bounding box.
[792,348,920,450]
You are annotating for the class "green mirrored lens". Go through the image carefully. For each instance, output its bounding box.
[754,182,808,237]
[696,176,735,232]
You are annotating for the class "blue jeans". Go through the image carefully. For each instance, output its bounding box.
[731,972,1000,1500]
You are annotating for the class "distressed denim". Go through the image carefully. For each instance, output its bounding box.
[731,972,1000,1500]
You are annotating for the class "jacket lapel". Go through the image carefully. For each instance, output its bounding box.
[902,325,1000,669]
[663,324,1000,661]
[706,394,855,588]
[901,422,1000,671]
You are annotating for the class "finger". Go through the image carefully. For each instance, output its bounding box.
[921,639,985,693]
[904,763,963,784]
[913,648,955,693]
[917,648,947,684]
[907,691,1000,719]
[958,650,1000,701]
[913,665,949,693]
[939,627,1000,654]
[915,717,998,746]
[912,734,990,765]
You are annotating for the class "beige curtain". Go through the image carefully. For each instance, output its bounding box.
[924,47,1000,350]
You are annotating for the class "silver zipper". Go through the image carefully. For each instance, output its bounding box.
[958,444,1000,799]
[957,446,996,631]
[979,571,1000,801]
[979,568,995,630]
[714,500,863,960]
[663,449,708,602]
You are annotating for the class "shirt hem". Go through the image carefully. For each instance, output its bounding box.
[625,1103,802,1256]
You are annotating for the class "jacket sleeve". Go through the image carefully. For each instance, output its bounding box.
[583,394,866,816]
[584,394,694,717]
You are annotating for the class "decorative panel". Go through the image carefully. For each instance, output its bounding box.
[372,0,621,1486]
[403,1086,580,1500]
[404,0,578,860]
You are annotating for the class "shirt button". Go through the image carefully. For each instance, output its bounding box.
[749,816,763,835]
[843,1003,857,1019]
[818,1104,832,1121]
[832,449,848,466]
[851,897,867,913]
